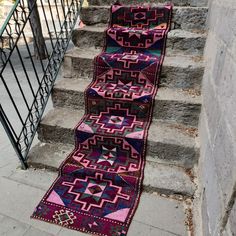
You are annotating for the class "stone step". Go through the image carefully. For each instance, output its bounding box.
[63,47,204,91]
[52,78,201,127]
[87,0,208,7]
[37,107,199,168]
[80,6,208,32]
[28,142,196,197]
[72,27,206,56]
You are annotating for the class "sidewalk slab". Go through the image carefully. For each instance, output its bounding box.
[134,192,189,236]
[0,177,61,235]
[23,226,54,236]
[0,215,29,236]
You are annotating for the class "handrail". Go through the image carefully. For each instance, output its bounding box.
[0,0,20,36]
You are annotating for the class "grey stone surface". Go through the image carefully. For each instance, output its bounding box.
[63,47,204,90]
[72,26,206,55]
[0,133,192,236]
[0,178,61,235]
[7,167,57,191]
[28,142,196,196]
[23,227,54,236]
[57,228,87,236]
[143,160,196,196]
[229,201,236,236]
[56,193,190,236]
[88,0,208,7]
[134,192,189,235]
[81,6,208,32]
[37,107,199,168]
[0,2,207,235]
[52,78,201,127]
[0,216,29,236]
[199,0,236,235]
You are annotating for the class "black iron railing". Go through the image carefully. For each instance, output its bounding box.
[0,0,80,169]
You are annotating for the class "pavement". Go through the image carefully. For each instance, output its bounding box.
[0,42,191,236]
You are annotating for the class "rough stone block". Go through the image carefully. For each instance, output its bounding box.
[201,71,221,144]
[200,141,224,235]
[212,118,236,207]
[229,201,236,235]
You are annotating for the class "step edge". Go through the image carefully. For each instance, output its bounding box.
[53,77,202,104]
[28,142,196,197]
[64,48,205,67]
[73,27,207,38]
[38,107,198,148]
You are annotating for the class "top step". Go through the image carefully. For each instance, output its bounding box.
[87,0,208,7]
[81,6,208,32]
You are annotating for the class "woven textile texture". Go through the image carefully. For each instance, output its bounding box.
[32,4,172,236]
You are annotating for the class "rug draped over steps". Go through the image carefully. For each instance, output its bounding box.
[32,4,172,236]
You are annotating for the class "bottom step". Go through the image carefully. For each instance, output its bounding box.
[28,142,196,197]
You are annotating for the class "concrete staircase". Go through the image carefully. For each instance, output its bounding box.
[28,1,208,200]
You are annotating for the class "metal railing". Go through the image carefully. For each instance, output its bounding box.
[0,0,80,169]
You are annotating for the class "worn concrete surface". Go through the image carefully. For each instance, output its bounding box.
[0,130,192,236]
[36,107,199,168]
[63,47,204,91]
[52,78,201,127]
[88,0,208,7]
[0,0,205,236]
[81,6,208,32]
[72,27,206,56]
[199,0,236,235]
[27,142,196,196]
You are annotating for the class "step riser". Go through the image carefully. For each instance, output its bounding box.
[52,89,201,127]
[81,7,208,32]
[63,55,204,90]
[27,143,196,197]
[72,29,206,56]
[28,161,194,197]
[37,124,198,169]
[88,0,208,7]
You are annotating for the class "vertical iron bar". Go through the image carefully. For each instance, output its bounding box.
[8,60,31,111]
[38,0,55,51]
[0,75,25,126]
[15,45,36,96]
[46,0,58,38]
[0,105,28,169]
[22,31,41,85]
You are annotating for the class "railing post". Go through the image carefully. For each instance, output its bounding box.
[0,105,28,170]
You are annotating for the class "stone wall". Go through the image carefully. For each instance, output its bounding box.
[199,0,236,235]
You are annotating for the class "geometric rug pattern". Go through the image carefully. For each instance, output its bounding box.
[32,3,172,236]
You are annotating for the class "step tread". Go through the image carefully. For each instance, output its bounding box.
[80,6,208,32]
[28,141,196,196]
[82,5,208,9]
[40,107,197,148]
[54,77,201,104]
[75,26,207,38]
[87,0,208,7]
[66,47,204,68]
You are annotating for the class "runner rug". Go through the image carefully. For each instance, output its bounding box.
[32,3,172,236]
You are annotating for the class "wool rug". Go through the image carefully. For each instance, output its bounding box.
[32,3,172,236]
